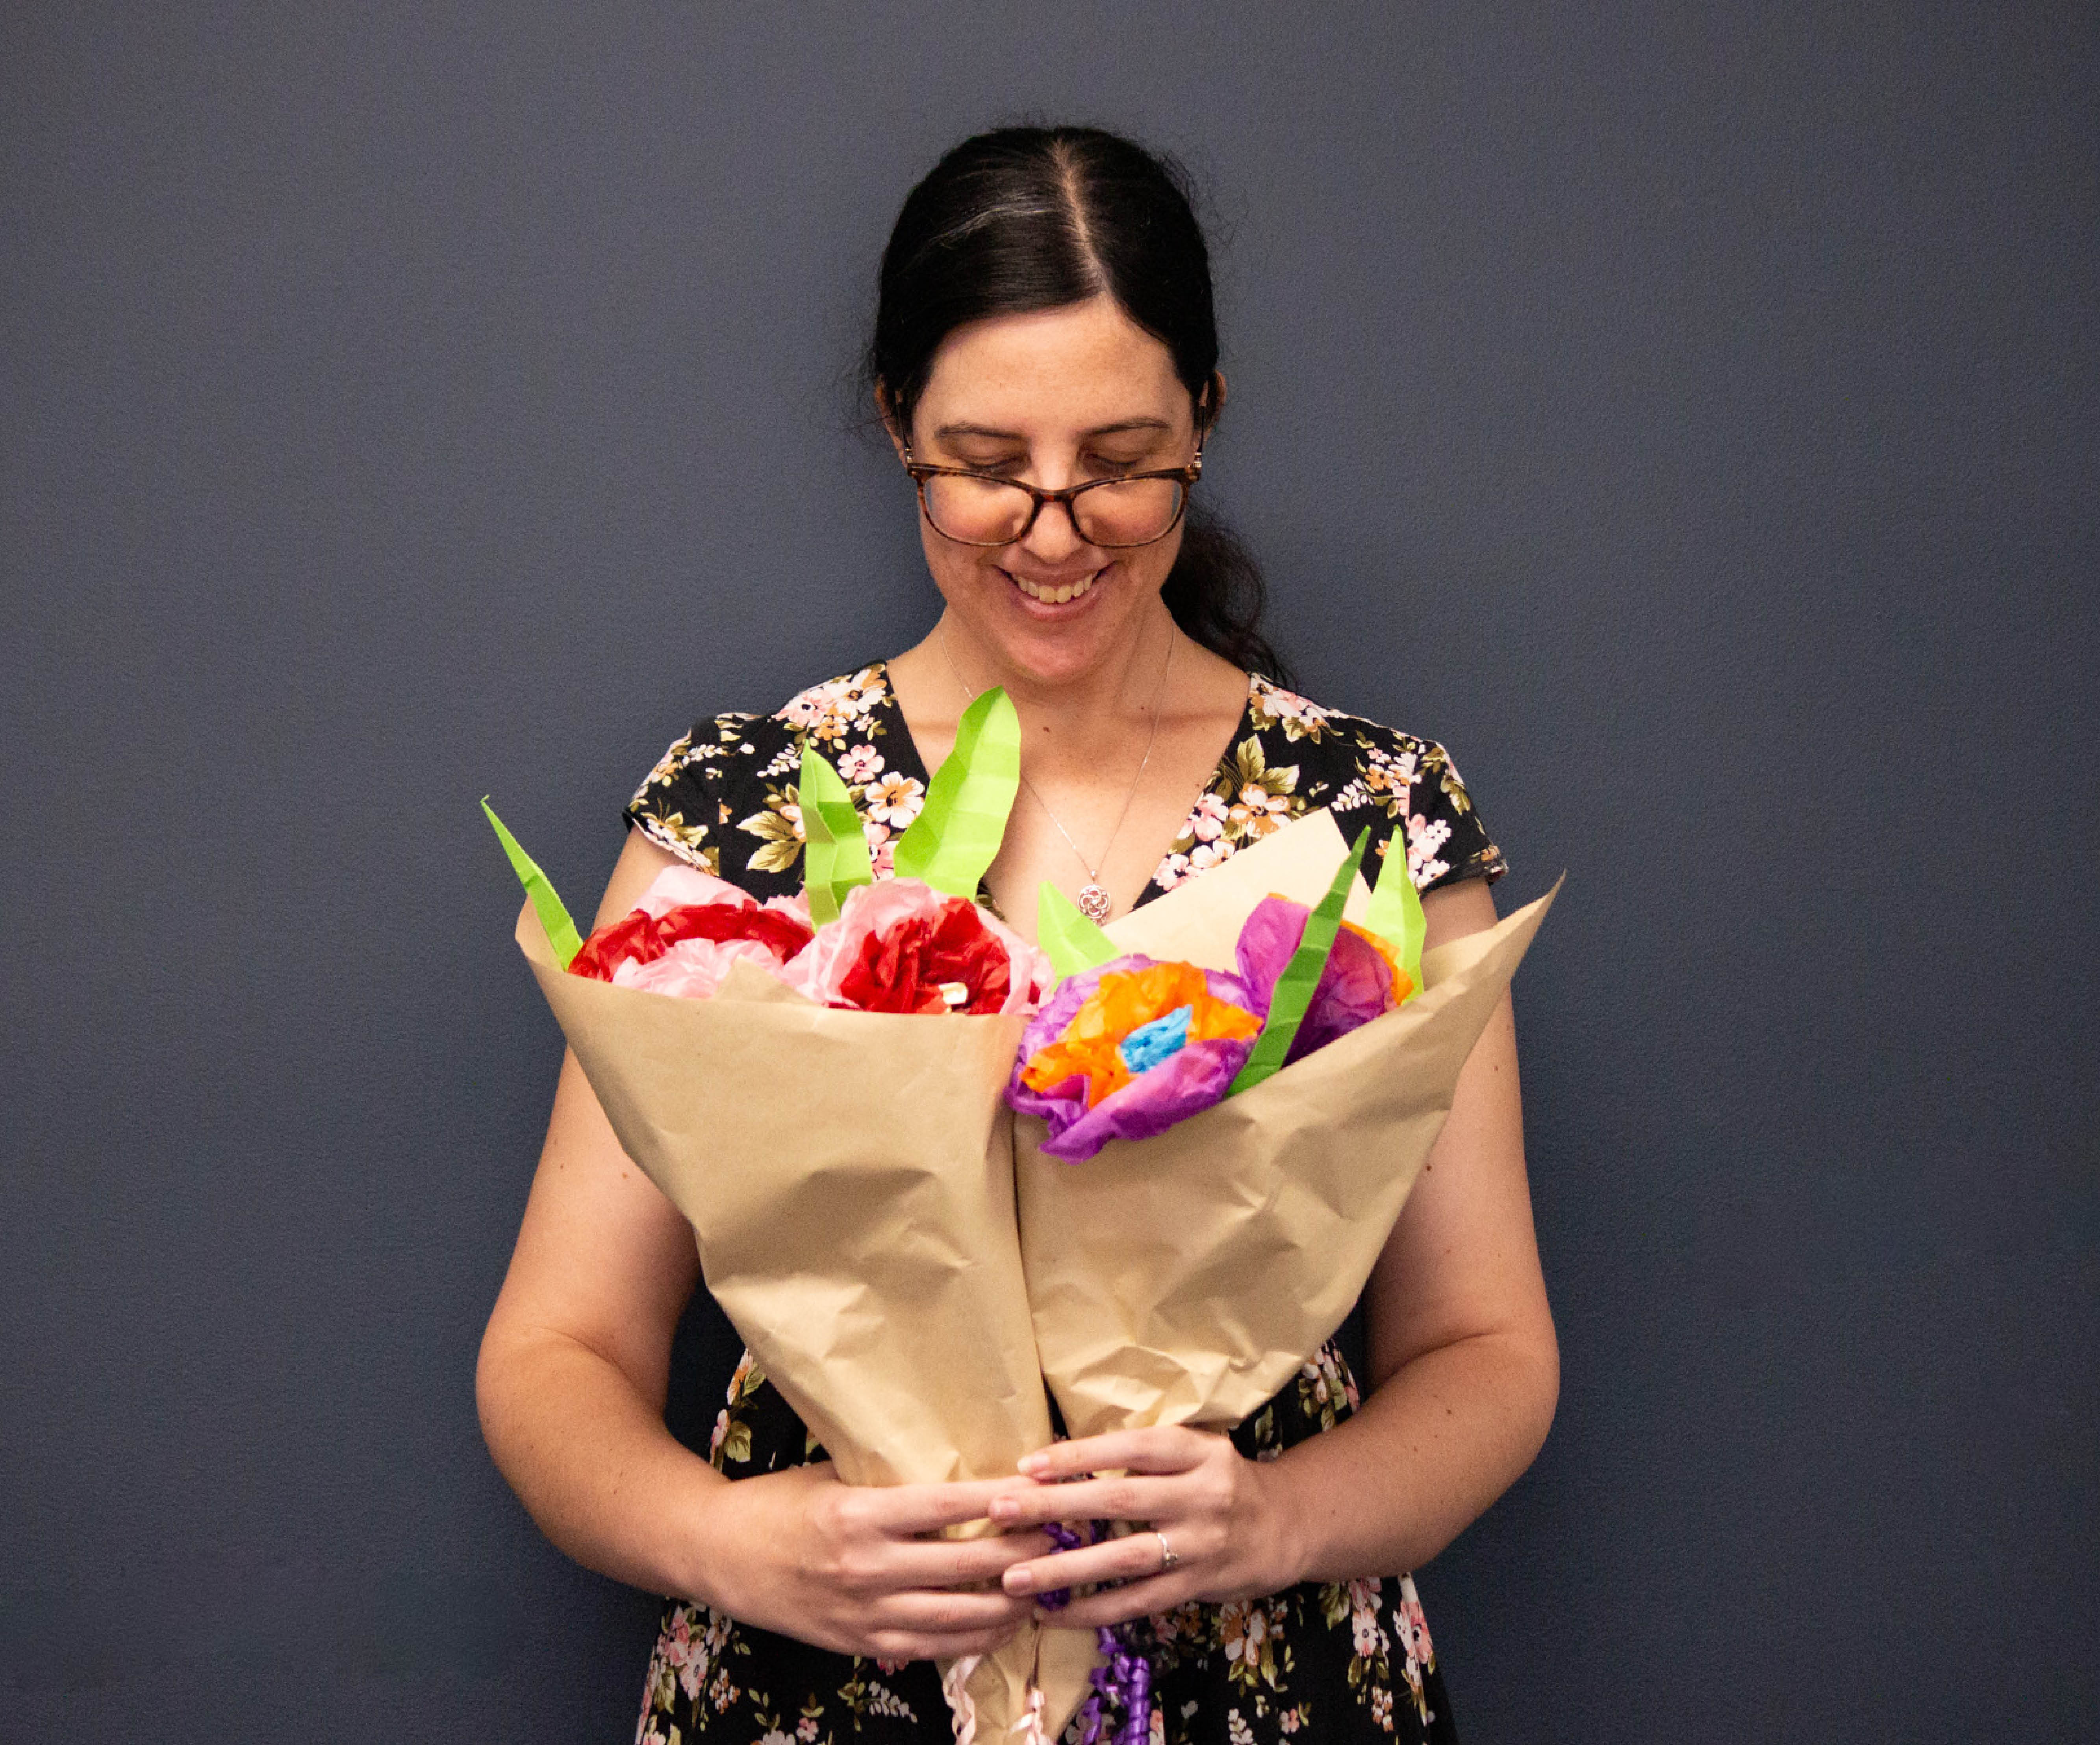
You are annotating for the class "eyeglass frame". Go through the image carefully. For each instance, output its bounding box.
[899,443,1205,549]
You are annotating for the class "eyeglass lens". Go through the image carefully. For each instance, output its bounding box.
[921,475,1184,547]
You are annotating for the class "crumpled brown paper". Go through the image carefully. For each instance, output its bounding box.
[516,913,1096,1740]
[1014,810,1558,1439]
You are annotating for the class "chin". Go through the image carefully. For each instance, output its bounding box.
[999,636,1116,688]
[989,605,1143,687]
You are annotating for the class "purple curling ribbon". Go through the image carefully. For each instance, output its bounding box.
[1031,1523,1156,1745]
[1036,1521,1085,1610]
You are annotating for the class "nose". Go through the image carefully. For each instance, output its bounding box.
[1015,492,1092,564]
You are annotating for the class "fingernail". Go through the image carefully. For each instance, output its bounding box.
[988,1497,1017,1521]
[1018,1453,1049,1475]
[1003,1566,1034,1595]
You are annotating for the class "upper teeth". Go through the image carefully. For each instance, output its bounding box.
[1016,573,1098,605]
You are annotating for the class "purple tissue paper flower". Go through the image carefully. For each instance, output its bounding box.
[1234,895,1404,1064]
[1006,954,1266,1162]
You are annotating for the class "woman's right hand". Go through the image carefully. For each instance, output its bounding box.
[695,1460,1048,1660]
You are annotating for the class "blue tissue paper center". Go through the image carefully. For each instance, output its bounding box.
[1118,1003,1195,1074]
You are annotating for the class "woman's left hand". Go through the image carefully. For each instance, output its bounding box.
[984,1427,1305,1625]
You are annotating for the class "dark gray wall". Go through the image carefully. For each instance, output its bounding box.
[4,5,2094,1740]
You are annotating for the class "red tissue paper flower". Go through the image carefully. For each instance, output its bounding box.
[567,866,813,996]
[568,865,1050,1018]
[783,879,1050,1016]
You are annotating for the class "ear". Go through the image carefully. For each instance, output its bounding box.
[1198,370,1228,435]
[875,381,910,460]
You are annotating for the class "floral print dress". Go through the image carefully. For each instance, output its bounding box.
[625,664,1505,1745]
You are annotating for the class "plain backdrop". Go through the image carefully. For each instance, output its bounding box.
[3,5,2095,1741]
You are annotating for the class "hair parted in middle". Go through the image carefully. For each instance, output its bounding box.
[868,125,1287,682]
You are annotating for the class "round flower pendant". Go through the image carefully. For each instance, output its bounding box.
[1077,883,1114,923]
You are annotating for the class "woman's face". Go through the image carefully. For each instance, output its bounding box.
[896,295,1204,689]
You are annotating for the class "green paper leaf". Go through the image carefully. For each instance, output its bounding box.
[1228,826,1371,1096]
[799,746,873,927]
[893,687,1021,899]
[482,797,585,970]
[1361,827,1428,1002]
[1036,881,1121,981]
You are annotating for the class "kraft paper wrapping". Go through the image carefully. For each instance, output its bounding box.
[516,912,1097,1740]
[1014,810,1558,1439]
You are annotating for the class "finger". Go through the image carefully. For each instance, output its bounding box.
[864,1477,1048,1536]
[1045,1575,1191,1630]
[987,1471,1185,1528]
[867,1619,1025,1661]
[874,1587,1036,1635]
[1016,1426,1218,1481]
[882,1530,1054,1586]
[999,1529,1182,1598]
[819,1530,1047,1600]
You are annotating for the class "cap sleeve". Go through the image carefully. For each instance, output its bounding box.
[1403,740,1506,892]
[625,720,738,877]
[1326,720,1507,896]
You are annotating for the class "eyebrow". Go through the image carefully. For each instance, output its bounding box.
[932,418,1177,441]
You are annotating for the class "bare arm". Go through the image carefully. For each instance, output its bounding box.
[1266,876,1557,1579]
[988,876,1559,1615]
[476,830,1044,1658]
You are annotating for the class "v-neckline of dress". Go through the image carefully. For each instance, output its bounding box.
[868,658,1259,916]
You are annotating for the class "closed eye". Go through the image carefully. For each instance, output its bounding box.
[1082,449,1173,478]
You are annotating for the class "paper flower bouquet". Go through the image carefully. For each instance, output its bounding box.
[487,690,1093,1742]
[1005,809,1555,1743]
[1012,811,1554,1442]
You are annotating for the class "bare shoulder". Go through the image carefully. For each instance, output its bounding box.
[597,829,682,926]
[1170,635,1255,723]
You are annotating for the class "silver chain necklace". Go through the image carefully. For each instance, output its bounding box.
[939,616,1173,923]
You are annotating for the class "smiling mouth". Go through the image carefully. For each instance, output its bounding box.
[1010,570,1102,605]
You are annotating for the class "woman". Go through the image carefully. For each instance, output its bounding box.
[478,126,1557,1745]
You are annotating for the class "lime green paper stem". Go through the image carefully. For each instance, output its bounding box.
[1036,881,1121,981]
[482,797,585,970]
[1228,827,1370,1096]
[799,747,874,928]
[893,688,1021,899]
[1362,827,1428,1000]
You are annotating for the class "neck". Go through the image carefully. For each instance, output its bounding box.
[932,601,1180,751]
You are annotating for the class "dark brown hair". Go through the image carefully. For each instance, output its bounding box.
[869,126,1287,682]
